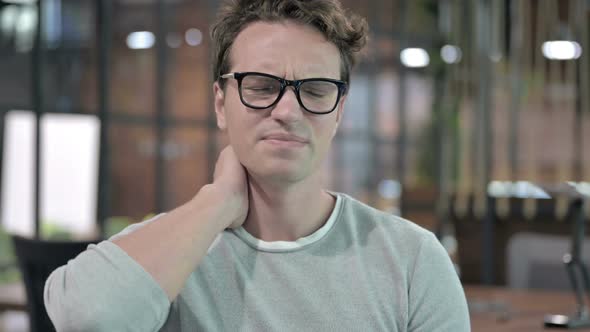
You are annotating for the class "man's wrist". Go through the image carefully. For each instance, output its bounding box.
[193,184,241,231]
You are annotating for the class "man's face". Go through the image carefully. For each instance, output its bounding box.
[214,21,345,184]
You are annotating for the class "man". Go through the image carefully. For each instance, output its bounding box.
[45,0,470,331]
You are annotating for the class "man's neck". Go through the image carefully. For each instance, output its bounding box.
[242,172,335,242]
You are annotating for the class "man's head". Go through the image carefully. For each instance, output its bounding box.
[210,0,367,185]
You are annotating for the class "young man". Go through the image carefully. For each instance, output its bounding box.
[45,0,470,331]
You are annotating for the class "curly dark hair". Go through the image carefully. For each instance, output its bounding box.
[210,0,368,88]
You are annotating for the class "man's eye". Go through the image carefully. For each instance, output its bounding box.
[302,89,328,98]
[245,86,277,93]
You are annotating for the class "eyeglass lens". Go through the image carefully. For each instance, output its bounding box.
[240,74,339,113]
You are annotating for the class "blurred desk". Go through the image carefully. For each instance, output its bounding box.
[466,285,590,331]
[0,282,26,312]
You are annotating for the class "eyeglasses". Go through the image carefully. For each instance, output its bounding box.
[220,72,347,115]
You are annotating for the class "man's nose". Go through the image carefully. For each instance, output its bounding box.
[270,87,304,123]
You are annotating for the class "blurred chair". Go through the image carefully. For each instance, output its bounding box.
[507,232,590,290]
[11,235,98,332]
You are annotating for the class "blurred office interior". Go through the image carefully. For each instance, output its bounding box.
[0,0,589,331]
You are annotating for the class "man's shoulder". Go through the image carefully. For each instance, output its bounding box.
[334,192,434,243]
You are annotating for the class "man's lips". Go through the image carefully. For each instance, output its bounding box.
[261,133,309,144]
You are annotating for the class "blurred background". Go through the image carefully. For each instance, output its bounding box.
[0,0,589,331]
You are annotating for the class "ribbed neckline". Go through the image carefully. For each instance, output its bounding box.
[230,192,343,253]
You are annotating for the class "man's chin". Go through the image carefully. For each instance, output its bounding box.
[246,166,310,185]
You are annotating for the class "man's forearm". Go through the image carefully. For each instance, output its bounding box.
[112,184,235,301]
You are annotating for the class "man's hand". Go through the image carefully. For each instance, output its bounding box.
[210,146,249,229]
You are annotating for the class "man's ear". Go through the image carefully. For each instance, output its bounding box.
[213,82,227,130]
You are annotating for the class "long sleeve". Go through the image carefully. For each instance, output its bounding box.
[407,232,470,331]
[44,240,170,331]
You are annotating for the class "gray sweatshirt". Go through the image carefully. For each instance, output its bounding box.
[44,192,470,331]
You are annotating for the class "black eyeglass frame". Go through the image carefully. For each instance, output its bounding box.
[220,71,348,115]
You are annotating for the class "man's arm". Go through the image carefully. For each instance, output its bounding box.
[111,183,243,301]
[44,147,248,331]
[407,232,470,331]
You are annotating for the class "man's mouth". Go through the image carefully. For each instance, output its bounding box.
[261,132,310,148]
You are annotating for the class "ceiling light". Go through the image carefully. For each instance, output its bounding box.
[126,31,155,50]
[185,28,202,47]
[440,44,462,64]
[400,48,430,68]
[542,40,582,60]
